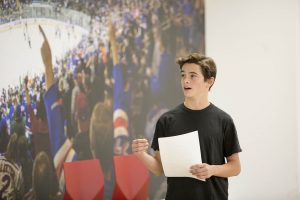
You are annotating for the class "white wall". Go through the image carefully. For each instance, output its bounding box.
[297,0,300,197]
[206,0,299,199]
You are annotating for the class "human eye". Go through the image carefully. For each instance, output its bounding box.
[190,74,196,79]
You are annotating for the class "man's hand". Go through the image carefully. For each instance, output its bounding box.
[131,139,149,157]
[131,139,164,176]
[39,25,54,90]
[39,25,52,67]
[190,163,215,180]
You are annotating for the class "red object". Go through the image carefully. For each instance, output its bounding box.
[64,159,104,200]
[112,155,149,200]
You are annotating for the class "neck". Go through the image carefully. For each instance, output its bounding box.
[184,97,210,110]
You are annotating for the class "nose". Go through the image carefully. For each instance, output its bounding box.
[184,77,190,84]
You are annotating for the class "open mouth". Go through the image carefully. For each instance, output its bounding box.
[184,87,192,90]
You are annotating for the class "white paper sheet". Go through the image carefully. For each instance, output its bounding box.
[158,131,203,180]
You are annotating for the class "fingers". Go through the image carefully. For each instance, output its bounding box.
[132,139,149,151]
[190,164,203,175]
[39,25,47,42]
[133,139,148,143]
[190,163,210,179]
[131,139,149,153]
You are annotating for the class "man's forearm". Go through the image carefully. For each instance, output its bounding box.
[135,152,164,176]
[213,160,241,178]
[45,62,54,91]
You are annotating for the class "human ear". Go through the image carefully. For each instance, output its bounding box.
[207,77,215,88]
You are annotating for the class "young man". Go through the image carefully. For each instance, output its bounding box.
[132,53,242,200]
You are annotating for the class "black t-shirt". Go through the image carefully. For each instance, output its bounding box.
[151,103,242,200]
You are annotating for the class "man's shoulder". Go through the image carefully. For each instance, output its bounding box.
[158,104,184,119]
[210,104,233,121]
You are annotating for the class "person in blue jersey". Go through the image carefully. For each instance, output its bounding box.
[132,53,242,200]
[38,25,75,191]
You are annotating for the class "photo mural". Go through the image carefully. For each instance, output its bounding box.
[0,0,205,199]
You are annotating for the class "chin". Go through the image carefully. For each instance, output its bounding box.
[183,92,193,98]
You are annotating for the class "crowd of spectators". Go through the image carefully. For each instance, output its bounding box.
[0,0,205,199]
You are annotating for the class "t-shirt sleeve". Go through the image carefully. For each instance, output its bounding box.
[223,117,242,157]
[151,118,165,151]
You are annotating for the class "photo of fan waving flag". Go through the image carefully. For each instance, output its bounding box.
[40,25,75,188]
[0,0,205,198]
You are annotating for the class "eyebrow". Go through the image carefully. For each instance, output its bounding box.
[180,70,199,75]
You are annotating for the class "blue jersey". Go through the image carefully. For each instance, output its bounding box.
[43,83,65,158]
